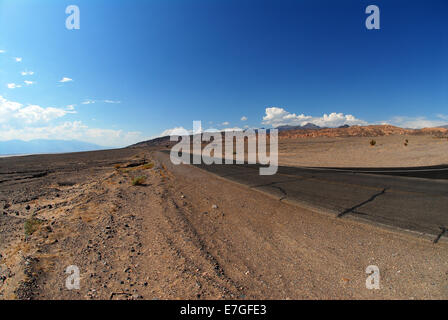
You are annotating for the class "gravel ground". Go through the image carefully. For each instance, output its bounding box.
[0,147,447,299]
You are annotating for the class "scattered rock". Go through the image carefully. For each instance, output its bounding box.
[212,204,218,209]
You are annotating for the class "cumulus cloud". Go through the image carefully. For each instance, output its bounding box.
[0,96,145,147]
[24,80,35,85]
[0,96,68,124]
[262,107,367,128]
[241,116,247,121]
[0,96,22,121]
[14,57,22,62]
[14,105,69,124]
[7,83,21,89]
[0,50,5,53]
[82,99,95,105]
[383,116,448,129]
[160,127,192,137]
[21,71,34,76]
[59,77,73,83]
[221,127,243,132]
[221,121,230,126]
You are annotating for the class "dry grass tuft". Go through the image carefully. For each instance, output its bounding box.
[131,176,146,186]
[24,217,43,236]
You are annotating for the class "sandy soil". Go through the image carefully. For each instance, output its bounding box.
[0,147,447,299]
[277,135,448,168]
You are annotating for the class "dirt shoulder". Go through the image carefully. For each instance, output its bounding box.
[1,147,447,299]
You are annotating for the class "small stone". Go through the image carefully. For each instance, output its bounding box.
[212,204,218,209]
[25,205,31,210]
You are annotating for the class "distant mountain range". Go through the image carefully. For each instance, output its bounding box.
[0,139,106,155]
[438,125,448,129]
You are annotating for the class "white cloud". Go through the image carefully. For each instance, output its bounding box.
[0,96,22,121]
[7,83,22,89]
[0,96,68,124]
[222,121,230,126]
[103,100,121,104]
[222,127,243,132]
[81,99,120,105]
[262,107,367,128]
[0,96,145,147]
[24,80,35,85]
[21,71,34,76]
[383,116,447,129]
[14,105,68,124]
[160,127,191,137]
[66,105,76,111]
[241,116,247,121]
[0,50,5,53]
[59,77,73,83]
[14,57,22,62]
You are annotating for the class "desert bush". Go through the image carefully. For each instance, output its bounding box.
[24,217,43,236]
[142,163,154,170]
[370,139,376,146]
[132,176,146,186]
[114,164,121,169]
[404,139,409,146]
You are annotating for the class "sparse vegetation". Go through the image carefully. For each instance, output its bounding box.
[131,176,146,186]
[370,139,376,146]
[142,163,154,170]
[24,217,43,236]
[114,164,121,169]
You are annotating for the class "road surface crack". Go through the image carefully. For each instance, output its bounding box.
[338,188,387,218]
[433,227,447,244]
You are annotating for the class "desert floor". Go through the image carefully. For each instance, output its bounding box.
[0,139,447,299]
[278,135,448,167]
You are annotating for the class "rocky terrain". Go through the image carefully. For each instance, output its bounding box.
[0,146,447,300]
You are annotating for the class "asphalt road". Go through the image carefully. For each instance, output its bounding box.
[177,155,448,242]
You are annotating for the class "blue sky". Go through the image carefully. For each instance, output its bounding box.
[0,0,447,147]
